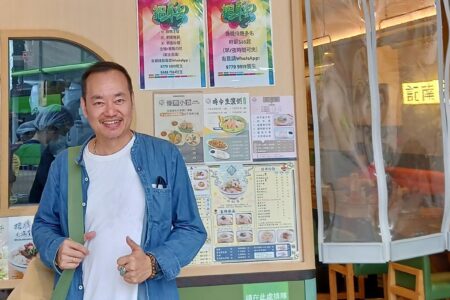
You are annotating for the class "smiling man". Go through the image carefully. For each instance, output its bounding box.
[32,61,206,299]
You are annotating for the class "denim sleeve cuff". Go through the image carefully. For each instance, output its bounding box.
[42,237,66,275]
[149,248,180,281]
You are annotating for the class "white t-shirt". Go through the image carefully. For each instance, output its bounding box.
[82,136,145,300]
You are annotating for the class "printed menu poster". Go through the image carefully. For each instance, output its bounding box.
[0,219,8,280]
[154,94,204,163]
[8,216,35,279]
[250,96,297,160]
[188,165,213,265]
[188,163,300,265]
[203,94,251,163]
[207,0,275,87]
[138,0,207,89]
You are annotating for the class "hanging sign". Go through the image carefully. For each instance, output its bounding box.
[402,80,439,105]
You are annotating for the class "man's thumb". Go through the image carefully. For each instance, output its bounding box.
[126,236,140,251]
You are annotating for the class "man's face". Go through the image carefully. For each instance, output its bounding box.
[81,70,133,143]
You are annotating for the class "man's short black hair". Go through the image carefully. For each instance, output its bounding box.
[81,61,133,99]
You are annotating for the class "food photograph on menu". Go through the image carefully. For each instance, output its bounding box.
[186,163,301,265]
[203,94,252,163]
[154,94,204,163]
[250,96,297,160]
[8,217,35,279]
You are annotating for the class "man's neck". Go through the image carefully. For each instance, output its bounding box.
[93,131,134,155]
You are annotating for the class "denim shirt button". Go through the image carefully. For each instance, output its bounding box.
[82,202,86,207]
[137,167,142,172]
[78,285,83,290]
[84,177,88,182]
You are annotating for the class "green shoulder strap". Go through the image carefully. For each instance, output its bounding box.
[51,146,84,300]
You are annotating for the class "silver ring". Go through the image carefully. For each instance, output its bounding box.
[118,265,127,276]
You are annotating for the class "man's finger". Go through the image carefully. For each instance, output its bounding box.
[61,248,87,260]
[126,236,141,252]
[59,260,81,270]
[117,255,129,267]
[84,231,96,241]
[64,239,89,256]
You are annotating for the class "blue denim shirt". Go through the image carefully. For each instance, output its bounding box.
[32,133,207,299]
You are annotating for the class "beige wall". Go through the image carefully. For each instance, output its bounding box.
[0,0,314,278]
[0,0,295,134]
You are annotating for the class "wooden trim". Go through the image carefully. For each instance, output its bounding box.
[0,32,9,214]
[290,0,316,271]
[0,29,111,217]
[177,269,315,288]
[0,279,21,290]
[3,30,111,61]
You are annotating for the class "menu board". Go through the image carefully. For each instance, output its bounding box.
[188,163,300,265]
[8,216,35,279]
[250,96,297,160]
[154,94,204,163]
[153,93,302,270]
[204,94,251,163]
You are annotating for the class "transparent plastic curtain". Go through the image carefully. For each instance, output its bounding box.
[306,0,446,261]
[306,0,382,246]
[373,0,444,241]
[443,0,450,243]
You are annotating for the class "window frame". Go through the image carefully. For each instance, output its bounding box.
[0,30,110,218]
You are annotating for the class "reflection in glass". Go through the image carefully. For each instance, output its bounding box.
[310,0,380,243]
[375,1,443,240]
[308,0,442,243]
[9,39,100,205]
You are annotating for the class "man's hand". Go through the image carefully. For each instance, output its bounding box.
[116,236,153,284]
[56,231,96,270]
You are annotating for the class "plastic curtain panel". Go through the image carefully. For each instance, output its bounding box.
[305,0,447,262]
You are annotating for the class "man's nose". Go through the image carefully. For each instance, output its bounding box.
[104,102,116,115]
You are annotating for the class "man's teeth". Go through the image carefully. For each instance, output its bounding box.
[103,120,120,125]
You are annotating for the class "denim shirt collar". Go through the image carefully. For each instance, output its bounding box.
[75,131,140,166]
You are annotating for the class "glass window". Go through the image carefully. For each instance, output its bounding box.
[8,39,101,206]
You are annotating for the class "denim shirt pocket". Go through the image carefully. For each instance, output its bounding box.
[149,187,172,224]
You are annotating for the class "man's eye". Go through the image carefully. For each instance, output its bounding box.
[115,99,125,104]
[93,101,104,106]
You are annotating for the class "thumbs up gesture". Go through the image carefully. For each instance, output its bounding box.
[116,236,153,284]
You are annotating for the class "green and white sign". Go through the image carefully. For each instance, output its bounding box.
[243,282,289,300]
